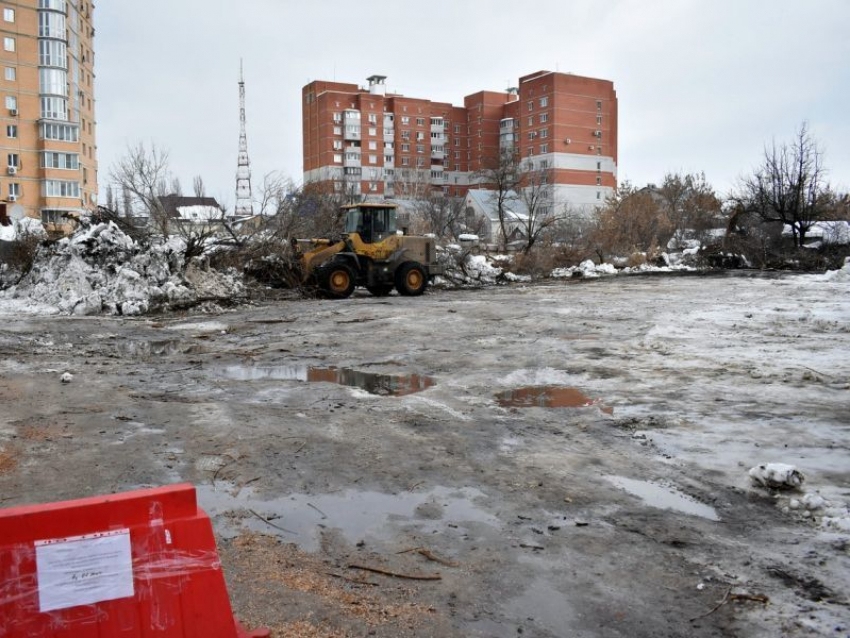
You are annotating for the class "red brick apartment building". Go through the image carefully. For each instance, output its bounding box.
[302,71,617,213]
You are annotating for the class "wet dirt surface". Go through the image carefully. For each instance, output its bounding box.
[1,273,849,637]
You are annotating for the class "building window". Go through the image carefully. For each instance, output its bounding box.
[597,100,602,110]
[40,122,79,141]
[369,183,378,192]
[332,140,342,150]
[540,128,548,138]
[384,155,392,163]
[40,96,68,120]
[40,68,69,96]
[597,161,602,171]
[333,154,342,163]
[333,126,342,135]
[401,143,410,152]
[541,143,548,153]
[596,146,602,155]
[5,95,15,110]
[596,176,602,185]
[401,130,410,140]
[454,125,460,133]
[401,116,409,125]
[416,117,424,126]
[416,157,425,167]
[383,128,393,137]
[368,127,377,136]
[539,113,548,123]
[368,140,377,150]
[3,37,14,52]
[38,11,66,38]
[9,183,20,197]
[41,209,67,225]
[416,144,424,154]
[4,67,14,82]
[43,180,81,198]
[527,101,533,112]
[416,132,424,141]
[540,97,548,108]
[369,155,377,164]
[597,115,602,125]
[367,113,377,124]
[41,151,80,170]
[596,191,601,200]
[6,124,16,138]
[332,112,341,122]
[401,157,409,166]
[527,116,533,126]
[3,8,14,22]
[7,152,18,167]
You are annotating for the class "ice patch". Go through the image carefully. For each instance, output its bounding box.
[501,368,574,387]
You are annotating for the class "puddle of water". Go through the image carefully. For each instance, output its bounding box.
[505,579,579,634]
[216,364,435,397]
[606,476,719,521]
[197,485,499,552]
[496,386,613,414]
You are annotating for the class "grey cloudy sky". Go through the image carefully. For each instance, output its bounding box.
[96,0,850,207]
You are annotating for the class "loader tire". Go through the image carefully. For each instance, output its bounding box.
[395,262,428,297]
[318,263,356,299]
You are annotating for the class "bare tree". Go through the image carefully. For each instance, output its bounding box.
[657,171,722,248]
[732,123,831,247]
[392,168,432,201]
[414,194,466,239]
[473,149,521,248]
[109,143,172,235]
[516,161,558,253]
[193,175,206,198]
[591,181,672,262]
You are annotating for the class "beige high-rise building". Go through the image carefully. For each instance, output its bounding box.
[0,0,96,231]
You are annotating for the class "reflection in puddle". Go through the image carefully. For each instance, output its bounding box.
[606,476,719,521]
[496,386,613,414]
[197,485,499,552]
[217,365,435,397]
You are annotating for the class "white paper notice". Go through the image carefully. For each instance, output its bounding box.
[35,528,135,612]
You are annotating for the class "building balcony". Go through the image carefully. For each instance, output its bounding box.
[343,127,361,141]
[343,156,361,168]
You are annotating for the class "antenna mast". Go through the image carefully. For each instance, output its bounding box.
[235,59,253,216]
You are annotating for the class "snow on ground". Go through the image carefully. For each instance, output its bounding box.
[0,222,243,316]
[0,217,46,242]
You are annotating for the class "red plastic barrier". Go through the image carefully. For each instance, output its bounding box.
[0,484,269,637]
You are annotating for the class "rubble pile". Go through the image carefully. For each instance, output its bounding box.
[2,221,244,316]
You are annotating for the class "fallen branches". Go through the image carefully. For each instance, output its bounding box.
[690,587,769,622]
[248,509,298,536]
[397,547,459,568]
[347,563,442,581]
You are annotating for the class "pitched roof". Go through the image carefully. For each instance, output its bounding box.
[465,189,529,222]
[159,195,222,219]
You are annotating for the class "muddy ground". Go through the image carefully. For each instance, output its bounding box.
[1,273,848,637]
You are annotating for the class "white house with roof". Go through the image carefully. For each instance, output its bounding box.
[463,189,530,245]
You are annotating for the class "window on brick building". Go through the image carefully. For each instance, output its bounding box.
[540,97,548,107]
[540,129,548,139]
[541,143,548,153]
[540,113,548,123]
[6,124,16,138]
[333,126,342,135]
[333,154,342,163]
[3,8,14,22]
[401,116,409,125]
[527,101,533,112]
[332,112,341,122]
[4,67,14,81]
[3,37,14,52]
[597,176,602,185]
[597,100,602,110]
[369,155,377,164]
[416,117,424,126]
[416,144,424,153]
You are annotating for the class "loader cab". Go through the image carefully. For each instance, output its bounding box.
[343,204,398,244]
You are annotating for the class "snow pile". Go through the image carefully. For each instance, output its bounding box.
[551,260,618,279]
[436,248,523,287]
[2,221,244,316]
[0,217,47,242]
[784,492,850,533]
[748,463,805,490]
[822,257,850,283]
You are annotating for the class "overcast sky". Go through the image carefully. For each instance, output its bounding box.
[96,0,850,208]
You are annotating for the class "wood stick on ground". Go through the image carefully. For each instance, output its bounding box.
[397,547,459,568]
[729,593,770,604]
[690,587,733,622]
[248,509,298,535]
[347,563,442,581]
[324,571,380,587]
[307,502,328,519]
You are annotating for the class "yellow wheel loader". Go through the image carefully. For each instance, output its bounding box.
[293,203,443,299]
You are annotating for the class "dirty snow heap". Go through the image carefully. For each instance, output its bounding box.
[2,221,244,316]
